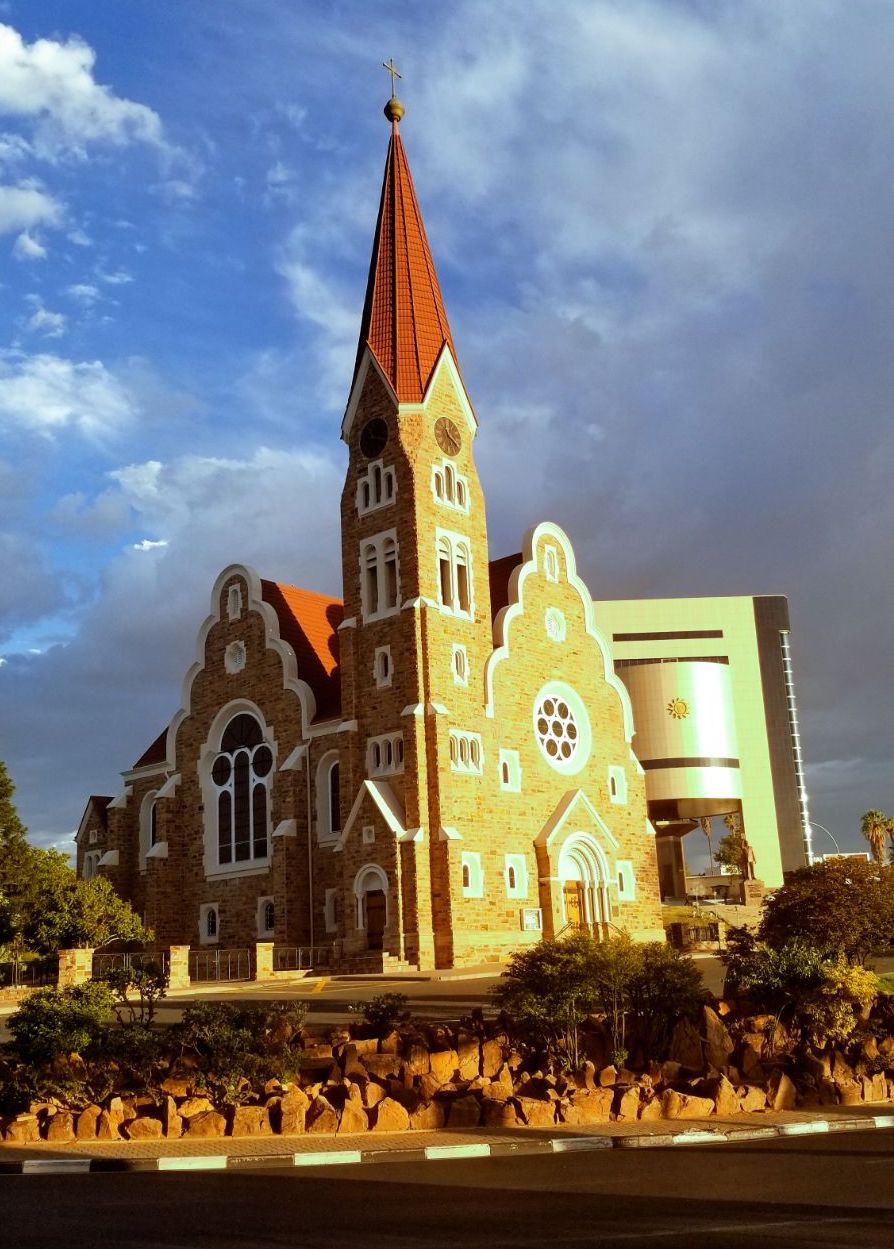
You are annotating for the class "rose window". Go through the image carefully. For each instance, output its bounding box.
[535,694,579,764]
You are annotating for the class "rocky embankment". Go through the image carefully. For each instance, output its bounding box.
[4,1003,894,1144]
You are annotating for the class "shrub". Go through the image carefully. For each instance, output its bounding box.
[8,981,115,1066]
[798,959,879,1045]
[722,929,827,1013]
[347,992,411,1037]
[626,941,705,1059]
[494,932,603,1068]
[175,1000,307,1103]
[100,963,169,1025]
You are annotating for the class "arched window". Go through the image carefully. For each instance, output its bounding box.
[263,899,275,933]
[501,760,510,786]
[206,907,218,938]
[328,761,340,836]
[436,532,473,617]
[149,801,158,847]
[383,537,398,609]
[507,864,517,890]
[462,861,471,889]
[363,543,379,616]
[211,713,272,866]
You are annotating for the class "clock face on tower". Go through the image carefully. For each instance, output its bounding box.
[435,417,462,456]
[359,417,389,459]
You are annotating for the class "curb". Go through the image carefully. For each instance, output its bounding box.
[3,1114,893,1174]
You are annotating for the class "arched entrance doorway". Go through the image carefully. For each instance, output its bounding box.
[353,864,389,952]
[558,834,609,938]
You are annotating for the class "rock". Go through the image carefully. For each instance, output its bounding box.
[75,1105,102,1140]
[429,1049,459,1084]
[566,1088,613,1124]
[480,1039,504,1079]
[835,1079,863,1107]
[105,1096,129,1134]
[409,1100,446,1130]
[668,1019,704,1072]
[125,1115,163,1140]
[800,1052,831,1083]
[614,1087,640,1120]
[831,1051,854,1082]
[404,1043,431,1076]
[516,1096,556,1127]
[277,1087,310,1135]
[860,1035,880,1063]
[658,1060,683,1086]
[767,1070,797,1111]
[370,1097,410,1133]
[306,1095,340,1135]
[457,1039,480,1082]
[447,1095,481,1128]
[869,1073,888,1103]
[740,1040,766,1082]
[703,1007,735,1071]
[185,1110,227,1137]
[3,1114,40,1144]
[96,1110,121,1140]
[358,1079,388,1110]
[483,1099,521,1128]
[379,1030,402,1055]
[711,1074,740,1117]
[818,1079,839,1106]
[575,1060,597,1091]
[361,1053,402,1081]
[337,1101,369,1135]
[639,1097,663,1121]
[739,1085,768,1113]
[661,1090,715,1120]
[162,1096,182,1139]
[160,1076,191,1098]
[229,1105,271,1137]
[45,1111,75,1144]
[178,1096,216,1119]
[350,1036,379,1055]
[598,1064,618,1087]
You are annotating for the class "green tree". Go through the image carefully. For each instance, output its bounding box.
[861,809,893,865]
[0,761,31,946]
[758,858,894,963]
[21,856,149,953]
[715,829,746,872]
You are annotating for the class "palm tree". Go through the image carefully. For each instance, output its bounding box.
[860,809,891,864]
[700,817,714,872]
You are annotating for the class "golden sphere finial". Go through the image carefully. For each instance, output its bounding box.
[384,95,405,123]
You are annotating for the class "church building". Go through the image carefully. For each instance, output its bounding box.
[75,94,808,970]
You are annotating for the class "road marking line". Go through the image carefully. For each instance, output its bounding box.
[671,1130,725,1145]
[311,978,328,994]
[424,1143,491,1160]
[157,1156,228,1171]
[292,1150,362,1167]
[22,1159,92,1174]
[872,1114,894,1129]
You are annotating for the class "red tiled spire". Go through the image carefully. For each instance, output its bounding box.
[352,103,457,403]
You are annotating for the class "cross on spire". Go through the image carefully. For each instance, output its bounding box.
[383,58,401,95]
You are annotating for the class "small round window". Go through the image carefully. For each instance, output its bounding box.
[532,683,590,774]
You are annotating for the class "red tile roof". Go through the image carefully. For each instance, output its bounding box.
[133,729,167,769]
[489,552,523,619]
[352,117,456,403]
[261,580,343,721]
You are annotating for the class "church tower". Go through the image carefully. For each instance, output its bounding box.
[337,93,492,968]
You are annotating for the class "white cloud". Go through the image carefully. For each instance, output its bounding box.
[0,22,165,159]
[12,228,46,258]
[0,351,138,438]
[26,304,66,337]
[132,538,168,552]
[65,282,100,303]
[0,181,61,233]
[98,269,133,285]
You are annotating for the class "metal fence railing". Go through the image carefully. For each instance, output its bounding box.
[92,950,170,979]
[188,948,253,983]
[273,945,332,973]
[0,956,59,990]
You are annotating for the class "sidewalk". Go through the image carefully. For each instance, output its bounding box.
[2,1104,893,1173]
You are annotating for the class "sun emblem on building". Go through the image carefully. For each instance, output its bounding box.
[667,697,689,720]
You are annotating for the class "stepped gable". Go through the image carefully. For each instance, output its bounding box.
[261,580,343,721]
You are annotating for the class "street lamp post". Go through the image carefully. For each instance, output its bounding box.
[808,820,841,859]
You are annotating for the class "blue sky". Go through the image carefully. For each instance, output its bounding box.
[1,1,892,862]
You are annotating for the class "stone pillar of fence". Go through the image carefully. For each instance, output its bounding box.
[254,941,274,980]
[167,946,191,991]
[57,948,94,989]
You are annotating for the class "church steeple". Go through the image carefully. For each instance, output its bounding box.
[350,94,458,405]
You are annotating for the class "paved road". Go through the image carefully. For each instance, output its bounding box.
[3,1131,893,1247]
